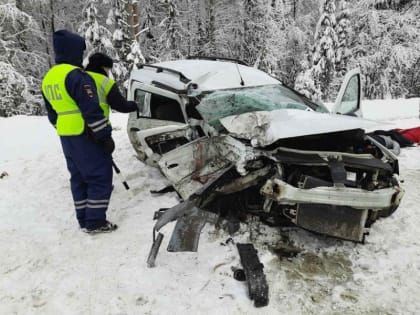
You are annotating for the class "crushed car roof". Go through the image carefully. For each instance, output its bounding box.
[130,60,280,92]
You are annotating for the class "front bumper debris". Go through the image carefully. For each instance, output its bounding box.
[260,178,404,210]
[260,178,404,242]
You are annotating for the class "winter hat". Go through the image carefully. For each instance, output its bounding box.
[85,53,114,76]
[53,30,86,66]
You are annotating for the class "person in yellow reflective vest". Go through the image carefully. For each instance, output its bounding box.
[41,30,136,234]
[85,53,138,116]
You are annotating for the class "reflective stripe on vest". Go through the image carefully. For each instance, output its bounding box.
[42,64,84,136]
[86,71,115,120]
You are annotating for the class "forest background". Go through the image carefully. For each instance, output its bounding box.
[0,0,419,117]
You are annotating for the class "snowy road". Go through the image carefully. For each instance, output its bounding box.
[1,108,420,315]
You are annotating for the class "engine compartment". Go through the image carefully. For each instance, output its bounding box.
[197,129,403,242]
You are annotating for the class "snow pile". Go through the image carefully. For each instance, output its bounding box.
[1,102,420,314]
[361,98,419,120]
[324,97,419,121]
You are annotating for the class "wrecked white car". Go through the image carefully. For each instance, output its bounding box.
[126,57,404,265]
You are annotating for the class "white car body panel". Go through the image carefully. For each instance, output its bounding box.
[130,60,280,92]
[219,109,381,147]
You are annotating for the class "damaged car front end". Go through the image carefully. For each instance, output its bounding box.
[126,59,404,267]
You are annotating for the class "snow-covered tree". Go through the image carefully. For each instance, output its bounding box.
[2,0,420,118]
[272,1,314,86]
[346,0,420,98]
[243,0,270,68]
[110,0,132,81]
[294,61,322,102]
[199,0,217,56]
[127,39,145,70]
[0,3,46,117]
[335,0,350,74]
[110,0,145,83]
[312,0,338,100]
[137,0,162,62]
[127,0,145,70]
[374,0,415,10]
[155,0,186,60]
[78,0,115,60]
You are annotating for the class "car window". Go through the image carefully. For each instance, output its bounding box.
[134,88,185,122]
[336,75,360,114]
[150,93,185,123]
[196,84,328,130]
[134,89,148,115]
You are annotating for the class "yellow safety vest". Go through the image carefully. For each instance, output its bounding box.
[42,64,86,135]
[87,71,115,120]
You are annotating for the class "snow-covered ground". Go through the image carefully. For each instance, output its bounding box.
[1,99,420,315]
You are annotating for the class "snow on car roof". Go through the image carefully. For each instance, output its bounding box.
[130,59,280,92]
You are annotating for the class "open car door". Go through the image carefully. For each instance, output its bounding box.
[332,68,362,117]
[127,81,195,165]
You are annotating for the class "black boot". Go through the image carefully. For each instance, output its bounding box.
[83,221,118,234]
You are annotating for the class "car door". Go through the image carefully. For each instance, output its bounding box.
[127,81,195,165]
[332,68,362,117]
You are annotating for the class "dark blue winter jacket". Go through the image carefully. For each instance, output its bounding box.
[43,30,111,140]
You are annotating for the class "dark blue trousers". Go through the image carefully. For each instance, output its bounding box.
[60,134,113,230]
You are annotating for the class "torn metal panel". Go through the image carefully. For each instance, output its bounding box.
[212,135,260,175]
[167,207,218,252]
[151,166,234,259]
[147,233,164,268]
[158,137,230,199]
[189,165,236,206]
[146,201,195,269]
[260,178,402,210]
[158,137,213,184]
[219,109,380,147]
[154,200,196,232]
[172,158,230,200]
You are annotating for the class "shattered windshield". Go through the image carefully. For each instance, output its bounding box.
[196,84,328,130]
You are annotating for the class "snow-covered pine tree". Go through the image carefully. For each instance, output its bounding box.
[155,0,186,60]
[126,0,145,70]
[182,0,194,56]
[0,3,46,117]
[111,0,145,83]
[346,0,420,99]
[111,0,132,82]
[374,0,414,10]
[136,0,156,62]
[312,0,338,100]
[243,0,270,68]
[198,0,217,56]
[294,61,323,102]
[335,0,350,74]
[78,0,115,61]
[271,0,313,86]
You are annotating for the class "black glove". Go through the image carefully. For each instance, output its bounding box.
[129,101,139,113]
[98,137,115,155]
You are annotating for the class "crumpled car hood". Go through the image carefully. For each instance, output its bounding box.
[219,109,381,147]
